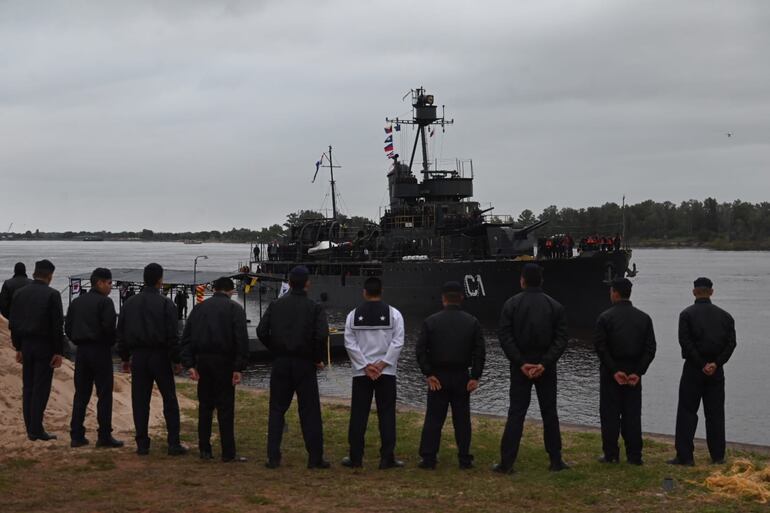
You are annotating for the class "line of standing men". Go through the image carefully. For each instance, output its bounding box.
[3,259,736,471]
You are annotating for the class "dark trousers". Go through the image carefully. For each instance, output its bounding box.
[197,354,236,460]
[130,349,181,450]
[500,365,562,466]
[419,369,473,465]
[70,344,114,440]
[267,357,324,463]
[600,367,643,461]
[675,361,726,462]
[21,343,54,436]
[348,374,397,464]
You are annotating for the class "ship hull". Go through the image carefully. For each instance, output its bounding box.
[259,251,631,340]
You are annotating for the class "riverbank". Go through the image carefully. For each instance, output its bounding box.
[634,238,770,251]
[1,384,768,513]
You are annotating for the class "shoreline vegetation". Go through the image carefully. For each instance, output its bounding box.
[3,197,770,251]
[1,384,768,512]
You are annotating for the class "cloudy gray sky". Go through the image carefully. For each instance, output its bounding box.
[1,0,768,232]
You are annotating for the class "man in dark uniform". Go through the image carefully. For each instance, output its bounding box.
[495,264,569,473]
[117,263,187,456]
[8,259,64,441]
[594,277,656,465]
[174,288,189,320]
[181,277,249,463]
[257,265,330,469]
[65,267,124,448]
[342,276,405,470]
[416,281,485,470]
[668,277,736,466]
[0,262,32,319]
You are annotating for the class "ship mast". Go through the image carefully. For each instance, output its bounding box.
[386,87,453,181]
[322,145,341,219]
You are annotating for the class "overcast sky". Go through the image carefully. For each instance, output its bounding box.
[1,0,768,232]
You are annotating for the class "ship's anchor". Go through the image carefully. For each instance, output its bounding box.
[626,262,638,278]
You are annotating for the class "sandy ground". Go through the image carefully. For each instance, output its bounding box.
[0,314,193,455]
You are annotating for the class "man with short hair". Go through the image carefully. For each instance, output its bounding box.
[594,277,656,466]
[416,281,485,470]
[117,263,186,456]
[0,262,32,319]
[66,267,124,448]
[341,276,405,469]
[174,288,189,321]
[257,266,330,469]
[181,277,250,463]
[668,277,736,466]
[8,259,64,441]
[495,263,569,473]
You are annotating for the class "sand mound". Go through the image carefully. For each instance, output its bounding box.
[0,315,193,457]
[705,458,770,503]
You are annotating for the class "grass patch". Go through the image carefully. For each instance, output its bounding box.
[0,382,766,512]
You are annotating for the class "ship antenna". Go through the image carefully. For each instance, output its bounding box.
[322,145,342,219]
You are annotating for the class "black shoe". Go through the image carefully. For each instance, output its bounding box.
[137,447,150,456]
[459,461,474,470]
[223,456,248,463]
[70,437,90,448]
[379,459,404,470]
[667,457,694,467]
[96,437,124,449]
[627,458,644,466]
[168,445,189,456]
[307,460,331,469]
[418,460,436,470]
[549,460,570,472]
[341,457,362,468]
[29,432,57,442]
[597,455,619,464]
[492,463,514,474]
[711,458,726,465]
[265,460,281,469]
[200,450,213,460]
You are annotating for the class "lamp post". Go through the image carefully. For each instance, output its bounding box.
[193,255,208,294]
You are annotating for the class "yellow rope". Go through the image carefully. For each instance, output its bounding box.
[704,458,770,503]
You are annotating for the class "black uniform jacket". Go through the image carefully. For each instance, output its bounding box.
[117,287,180,362]
[678,298,736,368]
[594,300,656,375]
[180,292,250,371]
[8,280,65,354]
[0,274,32,318]
[256,289,328,363]
[65,289,117,346]
[498,288,568,367]
[416,305,486,379]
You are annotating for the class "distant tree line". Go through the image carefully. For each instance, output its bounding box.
[4,199,770,249]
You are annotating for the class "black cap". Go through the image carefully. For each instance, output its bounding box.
[441,281,464,295]
[213,277,235,291]
[90,267,112,282]
[34,259,55,274]
[13,262,25,275]
[694,277,713,289]
[611,277,633,298]
[289,265,309,280]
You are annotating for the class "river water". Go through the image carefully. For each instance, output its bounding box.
[1,241,768,446]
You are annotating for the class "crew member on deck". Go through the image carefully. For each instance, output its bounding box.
[0,262,32,319]
[668,277,736,466]
[416,281,485,470]
[8,259,64,441]
[181,277,250,463]
[594,278,656,465]
[496,264,569,473]
[66,267,124,449]
[257,265,330,469]
[342,276,405,469]
[117,263,187,457]
[174,288,189,320]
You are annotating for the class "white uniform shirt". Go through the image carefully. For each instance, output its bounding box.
[344,303,404,377]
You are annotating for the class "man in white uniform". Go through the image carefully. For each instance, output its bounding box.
[342,277,405,469]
